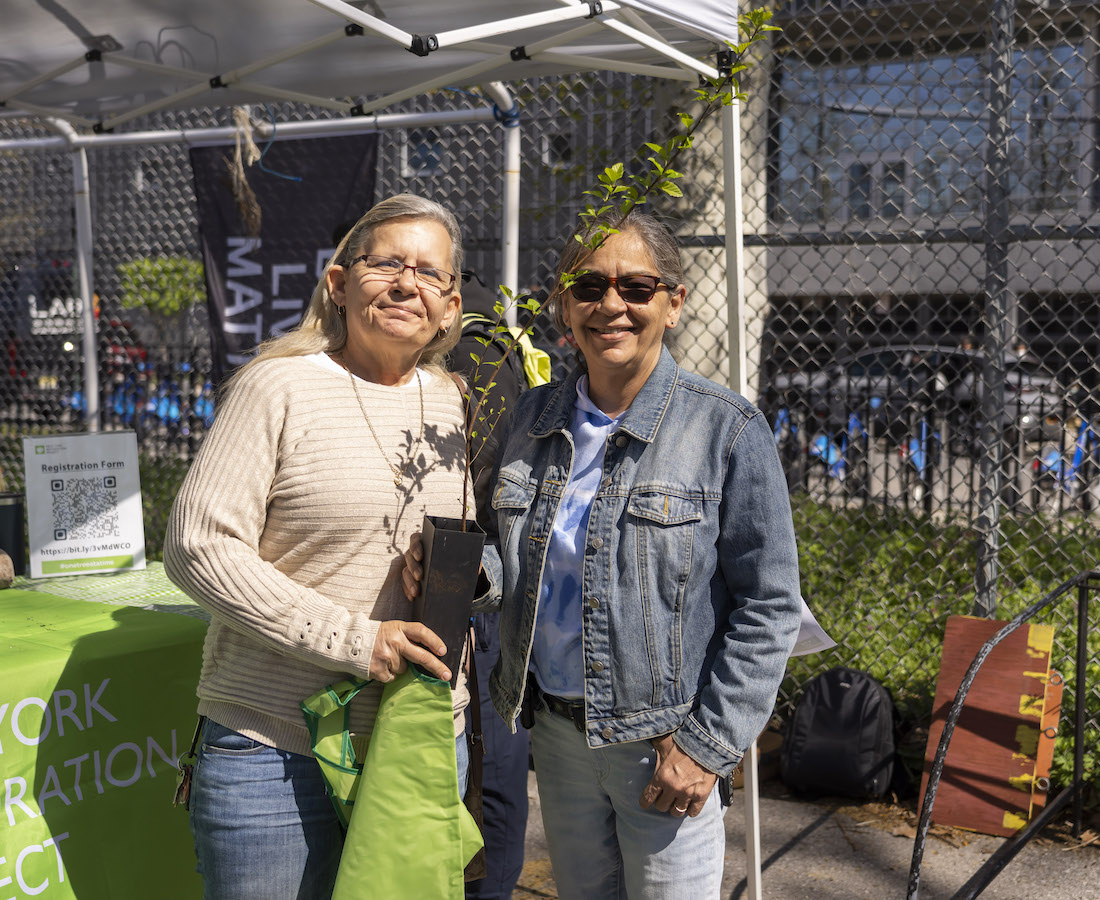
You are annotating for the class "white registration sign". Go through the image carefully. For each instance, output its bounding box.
[22,432,146,578]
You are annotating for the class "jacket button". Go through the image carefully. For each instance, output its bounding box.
[601,727,614,739]
[591,660,604,672]
[615,434,628,447]
[590,537,604,551]
[587,597,600,609]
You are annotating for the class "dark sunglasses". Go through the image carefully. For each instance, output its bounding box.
[569,274,669,304]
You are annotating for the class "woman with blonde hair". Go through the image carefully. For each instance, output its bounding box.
[165,193,471,899]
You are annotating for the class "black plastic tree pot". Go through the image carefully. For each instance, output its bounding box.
[412,514,485,688]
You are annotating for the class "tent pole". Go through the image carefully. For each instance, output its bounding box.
[483,82,521,326]
[50,119,100,432]
[723,104,748,396]
[722,96,762,899]
[0,108,498,153]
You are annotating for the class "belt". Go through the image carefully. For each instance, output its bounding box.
[540,690,586,733]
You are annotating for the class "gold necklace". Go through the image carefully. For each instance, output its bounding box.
[340,354,425,488]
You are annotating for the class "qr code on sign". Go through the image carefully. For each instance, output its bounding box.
[52,476,120,541]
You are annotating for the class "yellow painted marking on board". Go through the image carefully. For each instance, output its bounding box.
[1025,623,1055,659]
[1019,694,1044,718]
[1003,811,1028,832]
[1008,774,1035,792]
[1022,670,1050,683]
[1015,724,1040,756]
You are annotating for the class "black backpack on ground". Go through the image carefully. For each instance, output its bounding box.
[780,667,898,799]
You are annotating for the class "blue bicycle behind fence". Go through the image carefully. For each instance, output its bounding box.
[1033,417,1099,510]
[773,407,869,487]
[66,372,216,435]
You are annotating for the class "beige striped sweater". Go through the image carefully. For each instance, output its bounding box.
[163,353,471,757]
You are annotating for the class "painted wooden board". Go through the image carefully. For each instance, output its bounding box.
[1030,670,1063,815]
[919,615,1056,836]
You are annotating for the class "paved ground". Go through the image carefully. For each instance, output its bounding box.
[512,773,1100,899]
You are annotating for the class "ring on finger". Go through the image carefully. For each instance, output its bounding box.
[673,803,689,813]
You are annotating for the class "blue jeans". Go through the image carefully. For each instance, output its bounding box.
[466,612,530,900]
[190,718,469,899]
[530,708,726,900]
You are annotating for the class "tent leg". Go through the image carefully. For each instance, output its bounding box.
[722,98,747,397]
[50,118,100,432]
[484,82,521,326]
[722,63,761,900]
[72,145,99,432]
[742,738,763,900]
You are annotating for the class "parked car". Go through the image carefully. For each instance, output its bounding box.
[769,343,1064,444]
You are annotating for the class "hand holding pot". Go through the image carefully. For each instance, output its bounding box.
[369,619,450,683]
[400,531,425,601]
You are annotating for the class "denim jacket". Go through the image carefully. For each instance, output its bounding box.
[479,348,802,777]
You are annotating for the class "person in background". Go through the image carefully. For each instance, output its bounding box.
[447,271,534,900]
[406,208,802,898]
[164,193,470,900]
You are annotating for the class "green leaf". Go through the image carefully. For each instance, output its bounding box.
[660,182,683,197]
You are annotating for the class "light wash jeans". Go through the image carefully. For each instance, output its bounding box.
[189,718,469,900]
[530,708,726,900]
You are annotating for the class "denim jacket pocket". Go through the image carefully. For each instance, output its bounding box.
[627,491,704,527]
[624,489,704,705]
[492,470,538,571]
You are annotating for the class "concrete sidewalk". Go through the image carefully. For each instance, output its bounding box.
[513,773,1100,899]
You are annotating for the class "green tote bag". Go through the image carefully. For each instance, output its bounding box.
[302,667,482,899]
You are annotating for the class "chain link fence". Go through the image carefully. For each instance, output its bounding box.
[1,1,1097,793]
[752,0,1100,786]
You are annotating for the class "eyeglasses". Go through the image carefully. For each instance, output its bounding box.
[350,255,456,292]
[569,273,669,305]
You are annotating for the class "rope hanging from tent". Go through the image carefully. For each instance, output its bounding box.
[225,106,263,236]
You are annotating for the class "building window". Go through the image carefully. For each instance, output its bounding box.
[848,162,873,219]
[841,155,909,220]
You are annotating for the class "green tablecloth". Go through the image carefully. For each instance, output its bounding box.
[1,564,206,899]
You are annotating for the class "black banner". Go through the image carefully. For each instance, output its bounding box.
[190,134,378,383]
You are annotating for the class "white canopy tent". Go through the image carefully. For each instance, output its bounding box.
[0,0,756,888]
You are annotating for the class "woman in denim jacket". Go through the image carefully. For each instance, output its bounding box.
[408,210,802,898]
